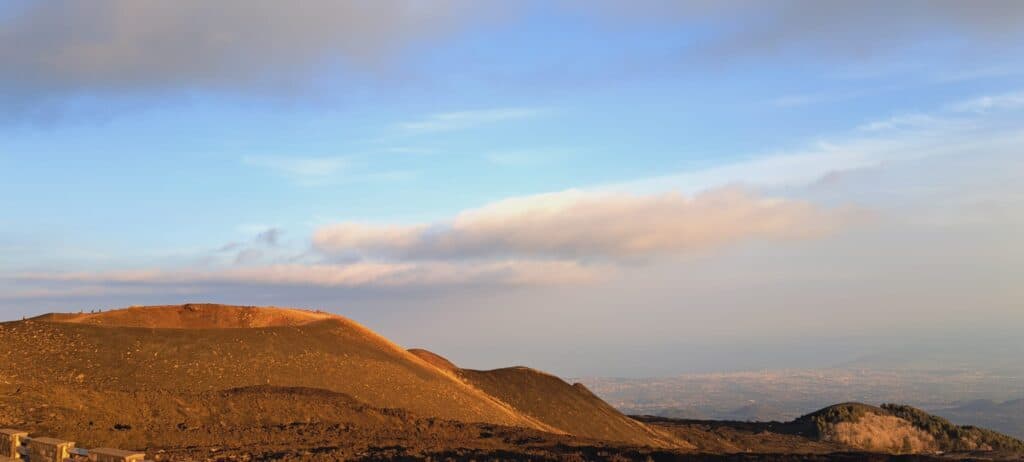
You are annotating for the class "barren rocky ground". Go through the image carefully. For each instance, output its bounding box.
[2,305,1021,461]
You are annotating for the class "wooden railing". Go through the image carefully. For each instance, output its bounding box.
[0,429,147,462]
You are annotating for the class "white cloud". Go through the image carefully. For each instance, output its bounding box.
[318,88,1024,264]
[9,90,1024,306]
[314,187,850,260]
[398,108,546,134]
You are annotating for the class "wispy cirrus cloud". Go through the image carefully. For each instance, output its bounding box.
[855,114,941,132]
[767,89,876,108]
[947,91,1024,113]
[9,90,1024,305]
[931,66,1024,83]
[242,155,354,186]
[398,107,547,134]
[315,88,1024,271]
[609,90,1024,197]
[243,155,347,180]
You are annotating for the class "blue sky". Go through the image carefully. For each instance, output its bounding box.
[2,1,1023,376]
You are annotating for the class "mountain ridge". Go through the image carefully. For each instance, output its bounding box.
[1,303,675,448]
[1,303,1020,460]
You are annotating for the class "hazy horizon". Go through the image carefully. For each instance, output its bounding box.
[2,1,1022,378]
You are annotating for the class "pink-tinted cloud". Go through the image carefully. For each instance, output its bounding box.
[314,187,851,260]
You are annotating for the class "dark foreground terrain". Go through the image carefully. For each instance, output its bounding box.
[2,304,1021,461]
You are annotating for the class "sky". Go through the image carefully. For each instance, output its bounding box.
[1,1,1023,377]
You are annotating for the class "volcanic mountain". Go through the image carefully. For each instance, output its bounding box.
[2,304,1021,461]
[0,303,678,450]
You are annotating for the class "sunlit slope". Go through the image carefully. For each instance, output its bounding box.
[798,402,1024,453]
[1,304,547,430]
[409,349,685,448]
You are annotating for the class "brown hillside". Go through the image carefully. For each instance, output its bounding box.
[1,304,555,439]
[5,384,638,460]
[409,349,684,448]
[13,304,1015,460]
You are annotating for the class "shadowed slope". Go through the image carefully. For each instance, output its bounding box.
[409,349,685,448]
